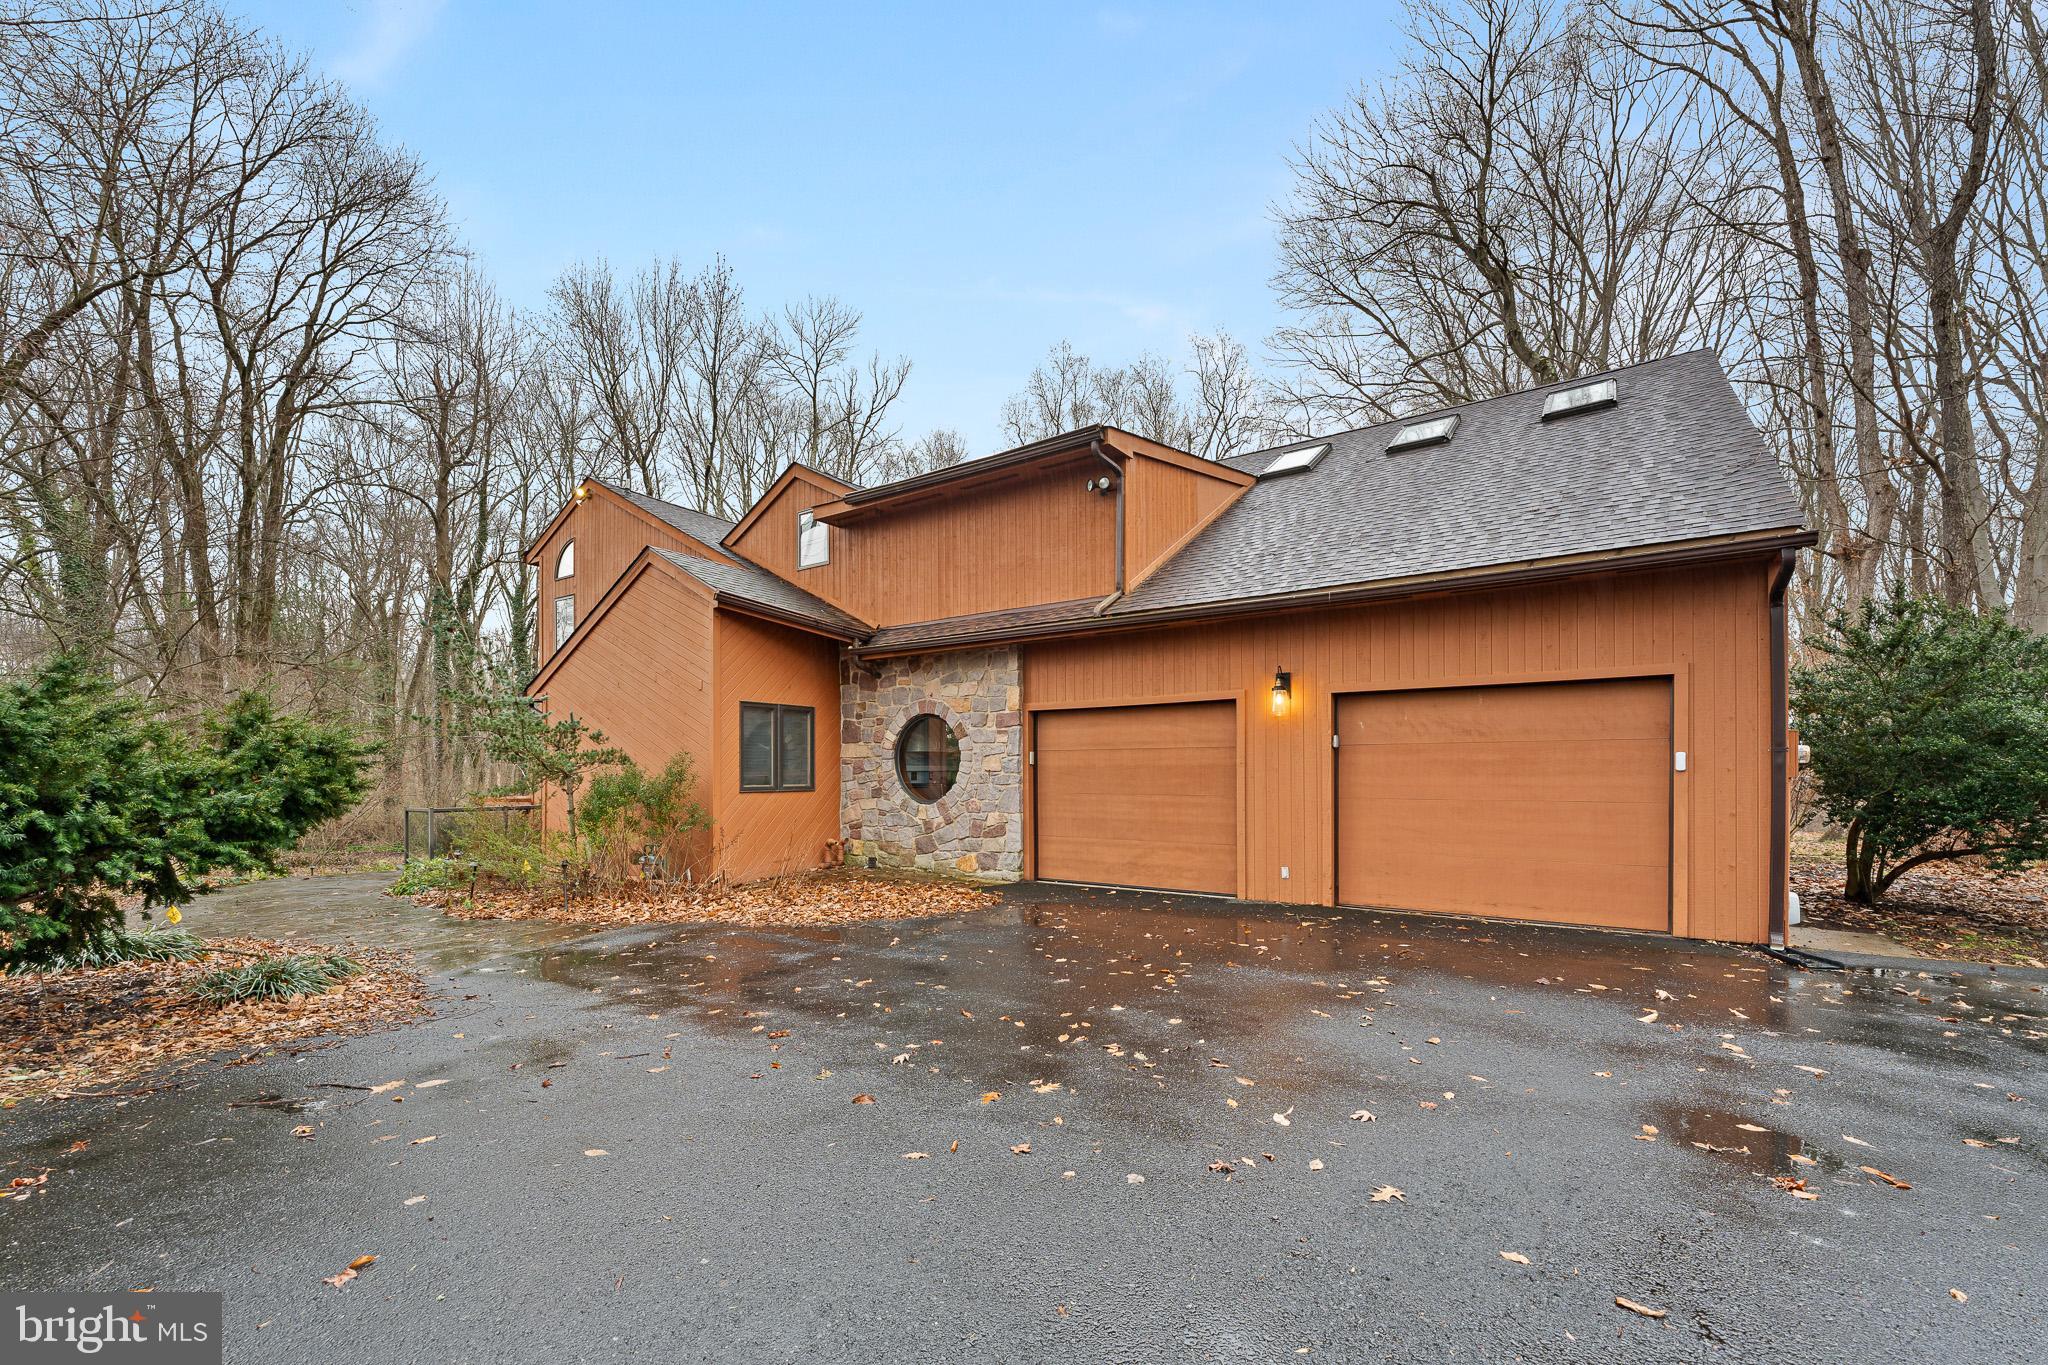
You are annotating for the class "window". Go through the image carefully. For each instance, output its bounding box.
[1541,378,1618,420]
[1259,442,1330,477]
[552,595,574,649]
[1386,414,1459,452]
[555,539,575,579]
[740,703,814,791]
[895,715,961,802]
[797,509,829,568]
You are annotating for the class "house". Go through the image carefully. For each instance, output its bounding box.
[522,350,1811,943]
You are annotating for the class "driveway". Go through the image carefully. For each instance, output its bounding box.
[3,874,2042,1363]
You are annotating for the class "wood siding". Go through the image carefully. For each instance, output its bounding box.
[1022,557,1778,943]
[530,487,726,670]
[527,562,716,875]
[1123,451,1247,590]
[742,456,1121,626]
[711,610,843,882]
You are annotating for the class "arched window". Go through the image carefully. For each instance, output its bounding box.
[555,539,575,579]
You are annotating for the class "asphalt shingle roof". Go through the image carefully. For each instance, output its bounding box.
[651,549,871,639]
[594,479,738,554]
[1115,351,1806,615]
[860,598,1106,654]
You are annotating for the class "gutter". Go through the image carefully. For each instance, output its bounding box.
[1091,437,1125,595]
[1768,547,1797,944]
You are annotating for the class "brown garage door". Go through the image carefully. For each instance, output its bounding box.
[1336,679,1671,931]
[1033,701,1236,895]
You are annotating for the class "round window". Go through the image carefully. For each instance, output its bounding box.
[895,714,961,802]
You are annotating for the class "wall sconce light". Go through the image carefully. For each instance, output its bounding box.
[1271,669,1291,716]
[573,483,590,502]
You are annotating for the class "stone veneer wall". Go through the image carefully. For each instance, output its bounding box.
[840,647,1023,879]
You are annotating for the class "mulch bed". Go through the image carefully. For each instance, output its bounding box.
[1793,843,2048,967]
[410,867,1001,929]
[0,937,427,1109]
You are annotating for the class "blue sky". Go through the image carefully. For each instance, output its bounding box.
[228,1,1398,452]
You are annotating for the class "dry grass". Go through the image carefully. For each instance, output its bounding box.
[1,937,427,1108]
[408,865,1001,929]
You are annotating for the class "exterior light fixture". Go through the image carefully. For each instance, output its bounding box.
[573,483,590,502]
[1271,669,1291,716]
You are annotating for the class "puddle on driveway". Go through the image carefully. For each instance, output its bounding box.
[1649,1104,1819,1174]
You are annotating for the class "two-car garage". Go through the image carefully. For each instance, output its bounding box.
[1029,677,1673,934]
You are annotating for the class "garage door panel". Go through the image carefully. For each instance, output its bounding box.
[1346,686,1667,744]
[1343,797,1667,871]
[1035,701,1236,895]
[1340,738,1670,805]
[1337,679,1670,932]
[1344,855,1670,929]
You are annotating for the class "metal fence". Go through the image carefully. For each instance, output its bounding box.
[402,804,536,863]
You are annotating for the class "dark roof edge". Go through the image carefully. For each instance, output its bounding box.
[838,426,1114,507]
[852,526,1815,659]
[709,595,867,644]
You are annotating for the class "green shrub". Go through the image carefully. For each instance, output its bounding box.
[577,753,709,881]
[389,857,465,896]
[0,655,373,966]
[189,952,362,1004]
[5,926,205,974]
[1794,596,2048,904]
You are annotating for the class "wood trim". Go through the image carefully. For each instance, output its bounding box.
[1102,430,1254,487]
[723,463,856,548]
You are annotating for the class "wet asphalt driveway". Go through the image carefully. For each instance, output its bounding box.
[3,874,2044,1363]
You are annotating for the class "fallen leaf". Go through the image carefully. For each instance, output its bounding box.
[584,1148,609,1157]
[1949,1289,1967,1303]
[368,1081,405,1095]
[1500,1251,1531,1265]
[1860,1165,1911,1189]
[1638,1011,1660,1024]
[1841,1134,1872,1148]
[414,1079,450,1089]
[1126,1173,1145,1184]
[851,1094,876,1105]
[902,1152,928,1160]
[408,1135,436,1146]
[347,1255,375,1271]
[980,1091,1001,1104]
[292,1125,314,1139]
[1308,1158,1325,1171]
[1272,1107,1293,1127]
[1369,1184,1405,1203]
[1350,1110,1375,1122]
[1794,1065,1827,1077]
[404,1195,427,1206]
[1208,1160,1235,1174]
[1615,1296,1666,1319]
[1735,1123,1768,1133]
[322,1269,356,1290]
[1010,1143,1031,1155]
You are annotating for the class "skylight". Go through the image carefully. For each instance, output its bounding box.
[1541,378,1618,420]
[1386,414,1459,452]
[1260,443,1329,477]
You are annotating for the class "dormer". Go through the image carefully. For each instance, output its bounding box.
[733,428,1251,630]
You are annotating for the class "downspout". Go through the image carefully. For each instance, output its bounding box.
[1768,549,1797,944]
[1091,438,1124,595]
